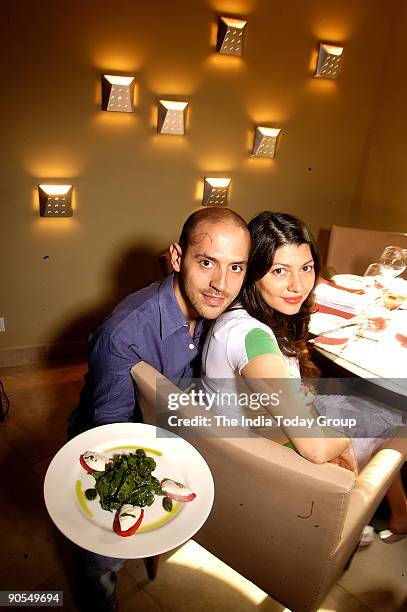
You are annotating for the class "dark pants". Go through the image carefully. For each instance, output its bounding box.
[67,395,143,610]
[73,547,126,612]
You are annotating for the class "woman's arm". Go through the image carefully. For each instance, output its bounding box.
[241,354,352,464]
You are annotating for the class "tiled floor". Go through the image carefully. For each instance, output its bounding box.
[0,359,405,611]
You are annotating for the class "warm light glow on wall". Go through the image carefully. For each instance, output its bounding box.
[205,53,247,73]
[38,184,73,217]
[157,100,188,134]
[314,43,343,79]
[202,178,231,206]
[252,127,281,158]
[101,74,135,111]
[24,156,84,179]
[246,100,289,125]
[216,16,247,56]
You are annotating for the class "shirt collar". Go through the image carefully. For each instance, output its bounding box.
[158,273,203,340]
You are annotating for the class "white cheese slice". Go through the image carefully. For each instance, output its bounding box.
[119,505,142,531]
[82,451,110,471]
[162,479,193,497]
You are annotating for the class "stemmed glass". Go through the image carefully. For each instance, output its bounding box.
[379,246,407,278]
[363,249,407,311]
[362,262,383,306]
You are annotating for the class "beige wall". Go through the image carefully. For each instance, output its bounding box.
[0,0,393,356]
[351,0,407,232]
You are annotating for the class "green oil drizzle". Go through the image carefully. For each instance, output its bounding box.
[104,445,162,456]
[75,480,93,518]
[138,502,182,532]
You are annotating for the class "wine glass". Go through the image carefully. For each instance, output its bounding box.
[363,262,382,287]
[362,262,382,305]
[379,246,407,278]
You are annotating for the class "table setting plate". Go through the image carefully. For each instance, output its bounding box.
[331,274,366,292]
[309,312,349,337]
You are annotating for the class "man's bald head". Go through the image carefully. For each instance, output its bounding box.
[178,207,248,252]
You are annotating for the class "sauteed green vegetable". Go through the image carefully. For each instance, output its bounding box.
[85,448,165,512]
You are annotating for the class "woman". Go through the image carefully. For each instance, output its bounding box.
[202,211,406,538]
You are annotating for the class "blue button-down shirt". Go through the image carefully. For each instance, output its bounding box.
[69,274,204,435]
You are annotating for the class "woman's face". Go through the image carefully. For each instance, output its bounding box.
[255,243,315,315]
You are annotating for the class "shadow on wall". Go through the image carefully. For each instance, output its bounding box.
[49,244,169,360]
[47,227,332,362]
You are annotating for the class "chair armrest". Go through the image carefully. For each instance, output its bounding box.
[341,437,407,542]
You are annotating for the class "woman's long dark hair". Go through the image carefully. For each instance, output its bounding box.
[241,211,320,377]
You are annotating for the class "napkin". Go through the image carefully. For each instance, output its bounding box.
[315,280,368,316]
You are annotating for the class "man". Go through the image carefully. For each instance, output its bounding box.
[70,206,250,611]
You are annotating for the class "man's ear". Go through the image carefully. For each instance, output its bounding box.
[169,242,183,272]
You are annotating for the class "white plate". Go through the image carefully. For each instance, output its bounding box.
[44,423,214,558]
[309,312,349,336]
[331,274,365,291]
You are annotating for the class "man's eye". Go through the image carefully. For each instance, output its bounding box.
[200,260,213,269]
[230,264,244,272]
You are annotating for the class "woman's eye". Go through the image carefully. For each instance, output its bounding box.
[200,259,213,269]
[302,265,314,273]
[272,268,286,276]
[230,264,243,272]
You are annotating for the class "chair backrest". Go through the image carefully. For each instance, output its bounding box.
[131,361,406,611]
[325,225,407,277]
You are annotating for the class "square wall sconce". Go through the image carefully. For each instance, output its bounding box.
[315,43,343,79]
[157,100,188,134]
[202,178,231,206]
[101,74,135,112]
[216,16,247,56]
[252,127,281,158]
[38,184,73,217]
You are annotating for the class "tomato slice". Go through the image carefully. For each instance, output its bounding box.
[113,507,144,537]
[79,454,95,474]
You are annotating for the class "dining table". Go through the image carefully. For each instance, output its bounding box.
[310,277,407,399]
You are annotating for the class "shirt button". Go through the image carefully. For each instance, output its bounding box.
[188,343,195,350]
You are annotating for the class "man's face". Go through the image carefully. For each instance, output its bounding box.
[172,220,250,320]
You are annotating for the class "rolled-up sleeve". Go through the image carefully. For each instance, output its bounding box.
[89,330,141,425]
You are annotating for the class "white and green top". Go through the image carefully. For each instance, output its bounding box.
[201,305,300,417]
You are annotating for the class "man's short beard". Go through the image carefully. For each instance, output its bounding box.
[177,273,200,319]
[178,273,231,320]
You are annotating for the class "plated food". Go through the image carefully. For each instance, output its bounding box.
[79,448,196,537]
[44,423,214,558]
